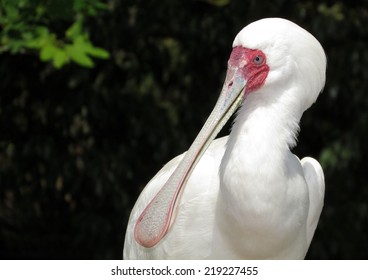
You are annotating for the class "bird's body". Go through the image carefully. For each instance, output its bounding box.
[124,18,326,259]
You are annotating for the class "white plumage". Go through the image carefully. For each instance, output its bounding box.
[124,18,326,259]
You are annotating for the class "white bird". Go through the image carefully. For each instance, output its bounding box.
[124,18,326,259]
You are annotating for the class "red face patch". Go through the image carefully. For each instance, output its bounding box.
[228,47,269,94]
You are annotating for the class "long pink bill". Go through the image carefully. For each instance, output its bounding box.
[134,64,248,248]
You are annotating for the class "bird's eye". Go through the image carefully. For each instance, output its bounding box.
[252,54,265,65]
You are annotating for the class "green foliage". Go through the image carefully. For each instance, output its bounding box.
[1,0,368,259]
[317,2,345,21]
[0,0,109,68]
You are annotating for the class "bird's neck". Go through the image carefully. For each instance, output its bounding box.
[218,85,304,225]
[222,85,303,175]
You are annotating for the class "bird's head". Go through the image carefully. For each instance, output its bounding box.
[225,18,326,113]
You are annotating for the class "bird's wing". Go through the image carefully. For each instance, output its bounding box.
[124,136,228,259]
[301,157,325,247]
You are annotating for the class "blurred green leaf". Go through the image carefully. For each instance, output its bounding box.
[66,19,83,40]
[3,3,20,21]
[318,3,345,21]
[53,49,70,68]
[85,46,110,59]
[40,43,58,61]
[65,43,94,68]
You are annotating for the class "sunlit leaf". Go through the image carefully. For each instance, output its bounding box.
[53,49,69,68]
[85,46,110,59]
[40,43,58,61]
[66,20,83,40]
[65,44,94,68]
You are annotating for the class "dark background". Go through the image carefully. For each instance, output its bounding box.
[1,0,368,259]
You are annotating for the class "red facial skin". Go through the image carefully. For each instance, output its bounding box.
[228,46,270,95]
